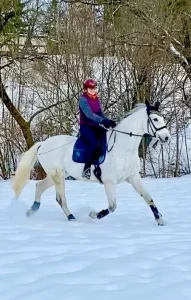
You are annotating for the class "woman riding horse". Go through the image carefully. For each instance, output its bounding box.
[79,79,116,179]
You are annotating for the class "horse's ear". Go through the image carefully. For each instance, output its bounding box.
[155,101,160,111]
[145,100,150,107]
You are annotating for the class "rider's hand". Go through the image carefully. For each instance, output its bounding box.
[110,120,117,128]
[101,119,116,129]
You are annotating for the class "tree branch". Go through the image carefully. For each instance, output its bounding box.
[29,100,67,124]
[60,0,122,5]
[29,91,79,124]
[184,12,191,20]
[0,60,14,70]
[0,9,16,32]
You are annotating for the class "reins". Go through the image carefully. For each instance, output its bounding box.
[106,128,150,153]
[38,110,167,155]
[106,111,167,152]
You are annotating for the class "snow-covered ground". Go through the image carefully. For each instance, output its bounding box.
[0,177,191,300]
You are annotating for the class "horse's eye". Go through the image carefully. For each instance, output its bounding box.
[153,118,158,122]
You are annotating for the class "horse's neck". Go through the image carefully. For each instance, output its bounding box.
[113,108,147,150]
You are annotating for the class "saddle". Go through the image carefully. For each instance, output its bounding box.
[72,133,107,183]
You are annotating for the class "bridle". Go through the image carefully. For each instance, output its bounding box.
[147,110,167,138]
[107,110,167,152]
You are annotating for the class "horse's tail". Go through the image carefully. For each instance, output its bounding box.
[12,142,42,198]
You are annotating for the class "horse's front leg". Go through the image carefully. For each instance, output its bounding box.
[127,175,165,226]
[89,181,116,219]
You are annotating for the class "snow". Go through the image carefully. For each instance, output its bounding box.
[0,177,191,300]
[169,43,189,66]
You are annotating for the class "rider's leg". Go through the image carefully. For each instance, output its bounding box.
[80,125,97,179]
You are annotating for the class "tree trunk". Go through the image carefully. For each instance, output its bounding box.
[0,72,34,149]
[0,148,7,179]
[0,72,45,179]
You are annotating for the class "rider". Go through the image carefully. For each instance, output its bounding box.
[79,78,116,179]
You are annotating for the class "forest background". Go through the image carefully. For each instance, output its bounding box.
[1,0,191,179]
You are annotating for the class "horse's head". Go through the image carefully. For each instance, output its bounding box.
[145,100,170,143]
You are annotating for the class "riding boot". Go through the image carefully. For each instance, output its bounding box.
[93,165,102,183]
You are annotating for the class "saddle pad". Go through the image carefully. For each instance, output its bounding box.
[72,134,106,165]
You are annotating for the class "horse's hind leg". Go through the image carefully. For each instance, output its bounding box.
[26,176,53,217]
[51,170,75,221]
[127,175,165,226]
[89,181,116,219]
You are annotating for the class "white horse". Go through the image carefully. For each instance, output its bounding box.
[12,101,170,225]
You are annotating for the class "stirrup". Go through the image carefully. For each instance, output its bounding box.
[82,167,91,179]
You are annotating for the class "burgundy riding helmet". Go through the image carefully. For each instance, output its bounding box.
[83,79,97,90]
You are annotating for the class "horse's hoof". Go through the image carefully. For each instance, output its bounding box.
[67,214,76,221]
[157,218,166,226]
[26,201,40,217]
[89,211,97,219]
[26,209,34,217]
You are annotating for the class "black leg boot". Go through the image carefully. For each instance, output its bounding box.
[93,165,103,183]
